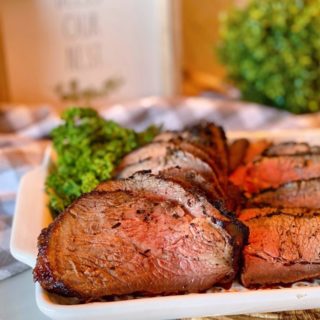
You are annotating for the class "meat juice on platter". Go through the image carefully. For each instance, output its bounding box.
[33,122,320,301]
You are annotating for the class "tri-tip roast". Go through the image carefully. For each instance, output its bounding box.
[33,123,248,299]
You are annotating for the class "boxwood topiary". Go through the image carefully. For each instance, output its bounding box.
[218,0,320,113]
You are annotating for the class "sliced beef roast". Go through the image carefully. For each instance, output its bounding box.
[33,121,249,299]
[160,167,243,212]
[98,172,228,224]
[34,172,248,298]
[158,167,226,200]
[154,123,229,185]
[230,154,320,193]
[117,140,220,178]
[195,122,229,176]
[97,172,247,253]
[249,178,320,209]
[116,149,217,181]
[228,138,249,173]
[228,140,272,195]
[239,207,320,287]
[244,140,272,164]
[239,207,314,221]
[263,142,320,156]
[34,190,238,298]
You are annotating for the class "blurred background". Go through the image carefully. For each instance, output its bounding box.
[0,0,247,107]
[1,0,320,113]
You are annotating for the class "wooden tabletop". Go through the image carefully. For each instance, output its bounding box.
[186,310,320,320]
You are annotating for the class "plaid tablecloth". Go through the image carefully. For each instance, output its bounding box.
[1,96,320,281]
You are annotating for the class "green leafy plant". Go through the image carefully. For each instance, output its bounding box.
[218,0,320,113]
[46,107,159,216]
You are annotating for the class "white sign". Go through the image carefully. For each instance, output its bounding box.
[1,0,178,105]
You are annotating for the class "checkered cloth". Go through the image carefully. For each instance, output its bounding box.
[1,97,320,281]
[0,104,59,280]
[103,96,320,131]
[0,141,50,280]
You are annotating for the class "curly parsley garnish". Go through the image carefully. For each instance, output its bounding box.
[46,107,159,216]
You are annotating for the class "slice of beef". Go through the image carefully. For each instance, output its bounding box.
[230,154,320,194]
[242,255,320,288]
[158,167,240,212]
[244,140,272,163]
[154,122,229,185]
[249,178,320,209]
[34,190,238,298]
[192,122,229,175]
[240,207,320,287]
[96,172,248,252]
[229,166,248,193]
[97,171,228,222]
[228,138,249,173]
[158,167,226,200]
[263,142,320,156]
[229,139,272,190]
[116,140,220,179]
[239,207,317,221]
[227,182,244,214]
[116,149,217,182]
[153,131,177,142]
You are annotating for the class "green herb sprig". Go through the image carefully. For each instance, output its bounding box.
[46,107,159,216]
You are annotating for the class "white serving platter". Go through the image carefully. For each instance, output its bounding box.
[10,129,320,320]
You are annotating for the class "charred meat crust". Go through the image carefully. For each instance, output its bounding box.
[239,207,320,221]
[158,167,226,201]
[116,140,221,180]
[98,171,241,228]
[248,177,320,195]
[116,148,217,182]
[212,200,249,248]
[232,154,320,194]
[185,122,229,178]
[33,211,73,296]
[155,122,229,176]
[228,138,249,173]
[250,153,320,166]
[33,190,111,297]
[248,178,320,209]
[263,142,320,157]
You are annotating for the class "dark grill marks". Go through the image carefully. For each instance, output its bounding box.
[97,171,231,223]
[154,123,229,184]
[117,140,221,181]
[263,142,320,157]
[116,149,216,182]
[231,154,320,194]
[159,167,225,200]
[111,222,121,229]
[249,178,320,209]
[139,249,151,257]
[239,207,320,221]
